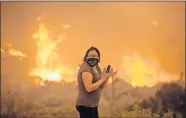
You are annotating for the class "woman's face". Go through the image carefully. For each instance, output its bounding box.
[87,50,99,58]
[86,50,99,67]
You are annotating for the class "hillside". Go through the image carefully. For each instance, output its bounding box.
[1,66,185,117]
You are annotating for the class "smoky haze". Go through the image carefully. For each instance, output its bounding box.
[1,2,185,117]
[1,2,185,74]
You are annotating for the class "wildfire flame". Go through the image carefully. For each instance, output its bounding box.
[132,81,136,88]
[1,45,27,60]
[1,48,4,58]
[9,49,27,58]
[1,48,4,53]
[118,52,178,87]
[29,23,75,85]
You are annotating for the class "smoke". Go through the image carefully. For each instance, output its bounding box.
[62,24,71,29]
[150,20,159,28]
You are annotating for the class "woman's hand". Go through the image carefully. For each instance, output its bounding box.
[101,72,110,81]
[109,68,118,77]
[101,67,118,80]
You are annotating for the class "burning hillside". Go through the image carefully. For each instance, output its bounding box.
[1,21,181,88]
[118,52,180,87]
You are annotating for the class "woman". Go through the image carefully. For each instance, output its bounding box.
[76,46,117,118]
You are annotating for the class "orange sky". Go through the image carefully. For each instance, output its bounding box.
[1,2,185,75]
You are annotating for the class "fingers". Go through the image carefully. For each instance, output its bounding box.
[101,72,109,79]
[110,68,114,73]
[103,65,113,73]
[102,66,118,78]
[103,67,107,73]
[110,69,118,77]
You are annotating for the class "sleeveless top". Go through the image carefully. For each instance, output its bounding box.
[76,62,102,107]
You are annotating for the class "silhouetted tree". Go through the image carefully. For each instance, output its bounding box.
[177,91,186,118]
[137,82,185,117]
[155,82,184,116]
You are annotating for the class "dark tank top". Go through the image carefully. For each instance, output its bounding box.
[76,62,102,107]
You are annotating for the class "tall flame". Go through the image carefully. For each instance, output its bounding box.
[29,23,64,83]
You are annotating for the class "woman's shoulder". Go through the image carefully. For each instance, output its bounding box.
[79,62,92,73]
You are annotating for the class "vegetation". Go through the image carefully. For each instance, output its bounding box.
[125,82,186,118]
[107,105,179,118]
[1,105,183,118]
[1,75,185,118]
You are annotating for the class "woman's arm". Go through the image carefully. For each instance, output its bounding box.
[100,79,109,90]
[82,72,108,92]
[100,67,108,90]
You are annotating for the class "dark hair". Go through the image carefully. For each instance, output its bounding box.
[83,46,101,62]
